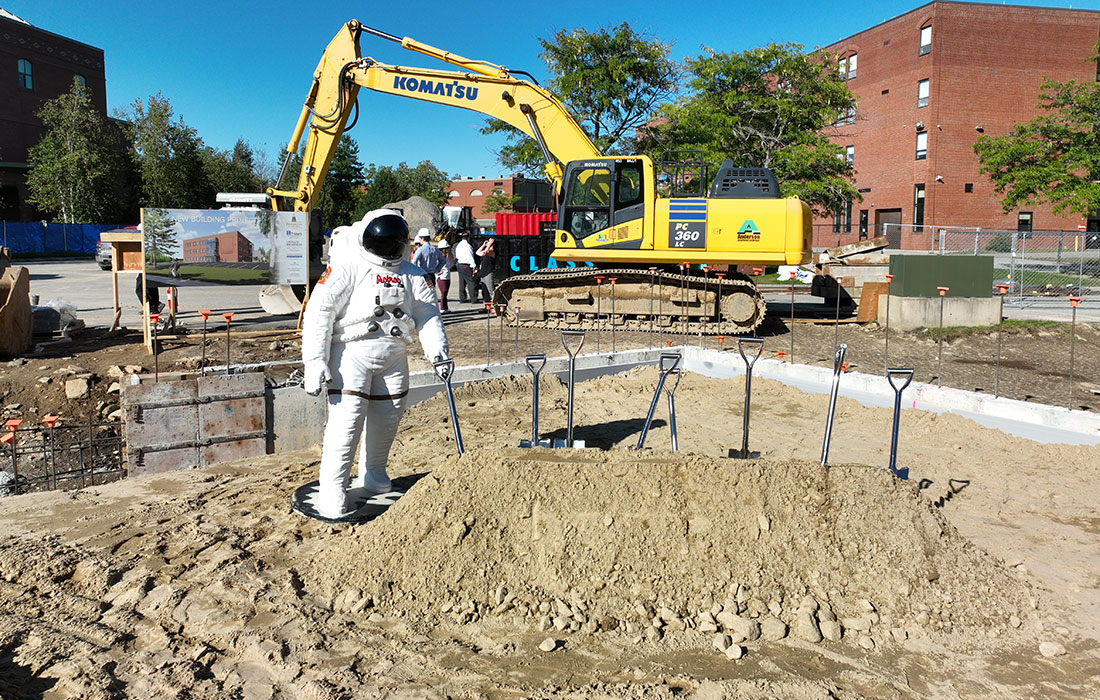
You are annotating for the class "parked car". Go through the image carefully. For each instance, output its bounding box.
[96,239,113,270]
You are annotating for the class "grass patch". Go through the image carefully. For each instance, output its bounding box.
[994,267,1100,286]
[171,265,268,284]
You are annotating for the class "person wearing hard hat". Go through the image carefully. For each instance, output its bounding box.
[410,227,446,287]
[436,239,453,313]
[301,209,449,520]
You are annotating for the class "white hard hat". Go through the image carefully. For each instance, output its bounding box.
[438,239,451,249]
[416,227,431,240]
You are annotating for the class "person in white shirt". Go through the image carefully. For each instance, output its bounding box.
[452,232,477,303]
[436,239,453,312]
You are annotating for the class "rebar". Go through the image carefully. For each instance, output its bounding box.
[936,287,948,387]
[833,281,842,357]
[151,314,160,382]
[514,306,520,364]
[595,276,603,353]
[485,303,492,367]
[223,312,234,376]
[199,310,210,375]
[789,270,797,363]
[609,278,617,354]
[994,285,1009,397]
[883,275,894,374]
[1068,297,1083,410]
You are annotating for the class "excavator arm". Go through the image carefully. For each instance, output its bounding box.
[268,20,601,211]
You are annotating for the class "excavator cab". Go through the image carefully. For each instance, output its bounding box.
[558,157,649,244]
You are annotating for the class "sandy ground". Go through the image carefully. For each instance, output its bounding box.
[1,363,1098,699]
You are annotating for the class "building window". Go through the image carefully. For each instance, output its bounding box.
[847,53,857,79]
[75,74,87,88]
[916,132,928,160]
[920,26,932,56]
[914,184,926,233]
[917,79,930,108]
[964,183,973,193]
[469,189,483,197]
[845,100,856,125]
[833,200,853,234]
[448,190,460,198]
[845,145,854,167]
[838,56,847,79]
[1018,212,1033,233]
[17,58,33,90]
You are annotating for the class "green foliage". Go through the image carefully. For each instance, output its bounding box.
[141,207,177,265]
[638,43,860,215]
[26,78,129,223]
[358,160,453,216]
[482,22,681,175]
[481,190,521,215]
[974,46,1100,218]
[202,139,264,195]
[126,93,214,209]
[315,136,366,227]
[985,234,1012,252]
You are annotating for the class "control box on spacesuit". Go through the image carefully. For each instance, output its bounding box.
[301,209,449,520]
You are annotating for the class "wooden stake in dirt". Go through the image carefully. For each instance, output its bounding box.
[994,285,1009,397]
[1068,296,1083,410]
[936,287,949,387]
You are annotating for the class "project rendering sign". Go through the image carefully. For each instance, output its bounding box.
[140,208,307,286]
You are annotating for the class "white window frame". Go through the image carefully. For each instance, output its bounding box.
[916,132,928,160]
[845,145,855,167]
[920,26,932,56]
[917,79,930,108]
[847,53,858,79]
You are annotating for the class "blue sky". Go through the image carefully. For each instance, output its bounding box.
[6,0,1097,182]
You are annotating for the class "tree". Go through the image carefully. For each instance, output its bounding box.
[481,22,681,176]
[202,139,264,195]
[481,189,521,215]
[26,77,127,223]
[974,47,1100,218]
[638,43,860,215]
[127,93,213,209]
[357,160,452,215]
[315,136,366,226]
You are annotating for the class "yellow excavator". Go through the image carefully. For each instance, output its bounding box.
[268,20,811,333]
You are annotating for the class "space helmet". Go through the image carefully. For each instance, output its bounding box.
[359,209,409,264]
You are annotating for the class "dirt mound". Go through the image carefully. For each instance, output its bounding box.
[309,449,1036,651]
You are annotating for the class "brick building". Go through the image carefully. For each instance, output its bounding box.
[182,231,253,263]
[447,175,555,228]
[0,9,108,221]
[818,1,1100,250]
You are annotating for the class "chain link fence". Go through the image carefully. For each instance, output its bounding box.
[934,229,1100,305]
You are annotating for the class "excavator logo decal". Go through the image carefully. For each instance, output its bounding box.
[737,220,761,241]
[392,76,479,101]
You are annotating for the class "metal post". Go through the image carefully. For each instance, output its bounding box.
[1068,296,1083,410]
[716,272,726,333]
[681,263,688,343]
[43,415,58,491]
[789,270,797,363]
[594,276,603,353]
[514,306,520,364]
[883,274,895,374]
[223,312,234,376]
[730,337,764,459]
[648,267,657,334]
[657,273,664,347]
[485,302,493,367]
[833,278,842,358]
[886,368,914,479]
[702,265,709,340]
[561,330,586,447]
[609,277,617,354]
[994,285,1009,397]
[498,303,505,346]
[636,353,681,450]
[433,358,464,454]
[936,287,949,387]
[150,313,161,382]
[820,343,848,469]
[199,310,210,375]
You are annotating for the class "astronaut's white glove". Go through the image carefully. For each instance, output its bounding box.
[303,362,330,396]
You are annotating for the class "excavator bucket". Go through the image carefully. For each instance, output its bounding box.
[259,284,303,315]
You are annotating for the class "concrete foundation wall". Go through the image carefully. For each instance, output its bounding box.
[876,294,1000,330]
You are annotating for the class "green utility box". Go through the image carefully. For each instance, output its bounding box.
[888,255,993,297]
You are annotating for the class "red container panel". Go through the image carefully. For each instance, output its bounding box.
[495,212,556,236]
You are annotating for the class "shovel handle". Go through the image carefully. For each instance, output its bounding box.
[524,354,547,375]
[659,352,681,374]
[561,330,586,358]
[737,337,764,368]
[887,367,914,393]
[432,357,456,383]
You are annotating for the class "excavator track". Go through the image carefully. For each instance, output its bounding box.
[491,268,767,336]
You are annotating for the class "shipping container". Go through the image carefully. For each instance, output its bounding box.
[494,212,556,237]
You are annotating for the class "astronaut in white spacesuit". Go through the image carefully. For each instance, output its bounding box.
[302,209,448,519]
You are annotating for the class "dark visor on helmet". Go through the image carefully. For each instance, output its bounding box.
[362,214,408,258]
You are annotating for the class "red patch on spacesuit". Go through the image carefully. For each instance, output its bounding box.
[318,266,332,284]
[375,274,402,285]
